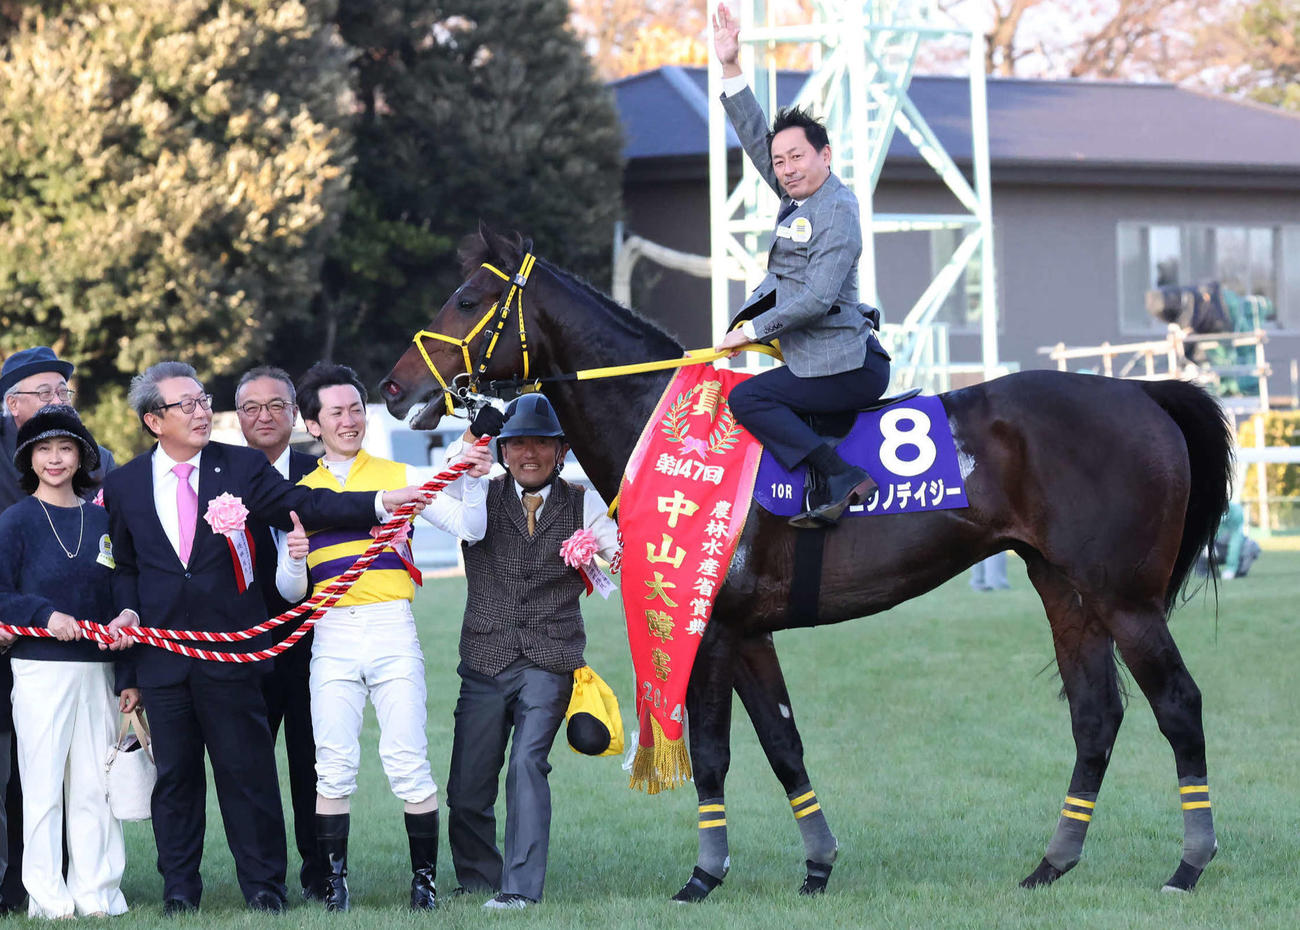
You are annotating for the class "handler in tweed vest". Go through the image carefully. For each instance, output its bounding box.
[447,394,619,911]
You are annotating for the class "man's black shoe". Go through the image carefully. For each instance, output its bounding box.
[248,891,286,914]
[162,897,199,917]
[789,466,876,529]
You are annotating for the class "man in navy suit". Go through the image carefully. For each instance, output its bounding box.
[235,366,327,902]
[103,361,427,915]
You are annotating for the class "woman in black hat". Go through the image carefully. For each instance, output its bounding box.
[0,406,138,918]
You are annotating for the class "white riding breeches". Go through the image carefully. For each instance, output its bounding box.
[309,600,436,803]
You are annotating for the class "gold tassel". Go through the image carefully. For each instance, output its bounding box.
[628,716,692,794]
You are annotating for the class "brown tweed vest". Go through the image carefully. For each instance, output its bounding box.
[460,477,588,676]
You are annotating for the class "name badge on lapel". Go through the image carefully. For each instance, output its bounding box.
[776,217,813,243]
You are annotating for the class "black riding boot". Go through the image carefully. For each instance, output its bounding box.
[405,810,439,910]
[315,813,350,912]
[790,443,877,529]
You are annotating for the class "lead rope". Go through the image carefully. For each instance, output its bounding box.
[0,436,493,662]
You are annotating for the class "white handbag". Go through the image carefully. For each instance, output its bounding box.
[105,709,156,822]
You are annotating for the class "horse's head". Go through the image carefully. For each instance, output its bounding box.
[381,226,534,430]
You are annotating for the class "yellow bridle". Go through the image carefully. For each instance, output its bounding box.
[411,254,536,416]
[407,250,782,417]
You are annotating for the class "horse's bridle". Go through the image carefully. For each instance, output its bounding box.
[407,247,784,420]
[410,251,536,416]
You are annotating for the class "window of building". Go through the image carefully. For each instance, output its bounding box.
[929,226,995,332]
[1118,222,1296,334]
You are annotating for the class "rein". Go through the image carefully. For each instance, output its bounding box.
[408,251,781,411]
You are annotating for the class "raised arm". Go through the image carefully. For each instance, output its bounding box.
[714,4,781,194]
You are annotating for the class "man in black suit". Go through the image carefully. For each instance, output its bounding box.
[234,366,326,902]
[103,361,426,915]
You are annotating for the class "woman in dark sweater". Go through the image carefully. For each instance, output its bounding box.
[0,406,138,918]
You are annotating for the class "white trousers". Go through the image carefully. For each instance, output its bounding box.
[310,600,436,803]
[11,659,127,918]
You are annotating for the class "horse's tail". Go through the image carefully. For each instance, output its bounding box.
[1138,379,1235,615]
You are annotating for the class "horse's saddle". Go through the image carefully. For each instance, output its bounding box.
[801,387,921,443]
[752,390,970,519]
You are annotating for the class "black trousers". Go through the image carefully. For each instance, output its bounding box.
[262,642,324,890]
[728,352,892,470]
[142,672,287,905]
[446,659,570,902]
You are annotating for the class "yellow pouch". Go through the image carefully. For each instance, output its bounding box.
[565,666,625,757]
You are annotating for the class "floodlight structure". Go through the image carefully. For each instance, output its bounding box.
[707,1,999,388]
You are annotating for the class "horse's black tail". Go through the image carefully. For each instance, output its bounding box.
[1138,379,1235,615]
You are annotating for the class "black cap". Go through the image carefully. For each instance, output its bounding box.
[14,405,100,475]
[0,346,74,397]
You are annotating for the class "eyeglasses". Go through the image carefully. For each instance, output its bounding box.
[238,399,293,418]
[11,387,74,404]
[155,394,213,415]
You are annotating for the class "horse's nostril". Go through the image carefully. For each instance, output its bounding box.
[382,380,401,398]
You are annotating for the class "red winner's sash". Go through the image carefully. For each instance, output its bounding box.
[619,364,762,793]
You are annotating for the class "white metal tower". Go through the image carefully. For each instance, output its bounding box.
[707,1,999,388]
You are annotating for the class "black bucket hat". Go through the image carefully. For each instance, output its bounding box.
[14,404,100,476]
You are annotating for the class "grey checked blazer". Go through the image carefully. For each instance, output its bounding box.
[721,87,890,378]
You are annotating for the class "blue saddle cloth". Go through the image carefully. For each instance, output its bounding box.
[752,394,970,518]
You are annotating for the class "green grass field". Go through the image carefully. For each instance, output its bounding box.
[22,548,1297,928]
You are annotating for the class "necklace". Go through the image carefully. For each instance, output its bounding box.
[38,498,84,559]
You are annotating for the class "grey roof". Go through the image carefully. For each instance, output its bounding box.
[612,65,1300,183]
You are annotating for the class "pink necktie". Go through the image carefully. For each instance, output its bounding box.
[173,462,197,564]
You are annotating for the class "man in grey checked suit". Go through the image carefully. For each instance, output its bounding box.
[713,4,892,528]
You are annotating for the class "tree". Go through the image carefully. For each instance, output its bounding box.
[0,0,354,453]
[569,0,817,80]
[303,0,624,385]
[933,1,1237,85]
[1229,0,1300,110]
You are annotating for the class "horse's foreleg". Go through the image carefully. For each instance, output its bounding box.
[1021,576,1125,888]
[733,632,838,896]
[1109,609,1217,892]
[672,622,739,903]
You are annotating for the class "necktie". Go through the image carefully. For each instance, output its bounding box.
[777,199,798,224]
[522,492,543,537]
[174,462,197,564]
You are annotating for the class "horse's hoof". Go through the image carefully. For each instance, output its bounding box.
[671,866,723,903]
[1019,858,1068,888]
[798,859,832,896]
[1161,849,1216,893]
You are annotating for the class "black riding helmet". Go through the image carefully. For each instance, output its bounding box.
[495,393,567,483]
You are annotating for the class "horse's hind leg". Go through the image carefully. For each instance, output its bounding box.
[673,620,739,902]
[733,632,838,896]
[1021,560,1126,888]
[1107,608,1217,891]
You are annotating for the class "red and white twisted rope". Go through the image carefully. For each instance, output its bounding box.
[0,435,491,663]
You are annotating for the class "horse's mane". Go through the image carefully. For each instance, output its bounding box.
[458,227,683,355]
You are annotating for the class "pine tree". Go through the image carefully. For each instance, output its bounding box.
[307,0,624,382]
[0,0,353,453]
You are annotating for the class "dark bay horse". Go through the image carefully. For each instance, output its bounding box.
[380,230,1231,897]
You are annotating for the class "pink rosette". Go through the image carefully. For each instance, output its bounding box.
[560,528,598,568]
[91,488,105,508]
[203,493,249,535]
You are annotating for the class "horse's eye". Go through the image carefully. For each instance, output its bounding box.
[458,298,477,311]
